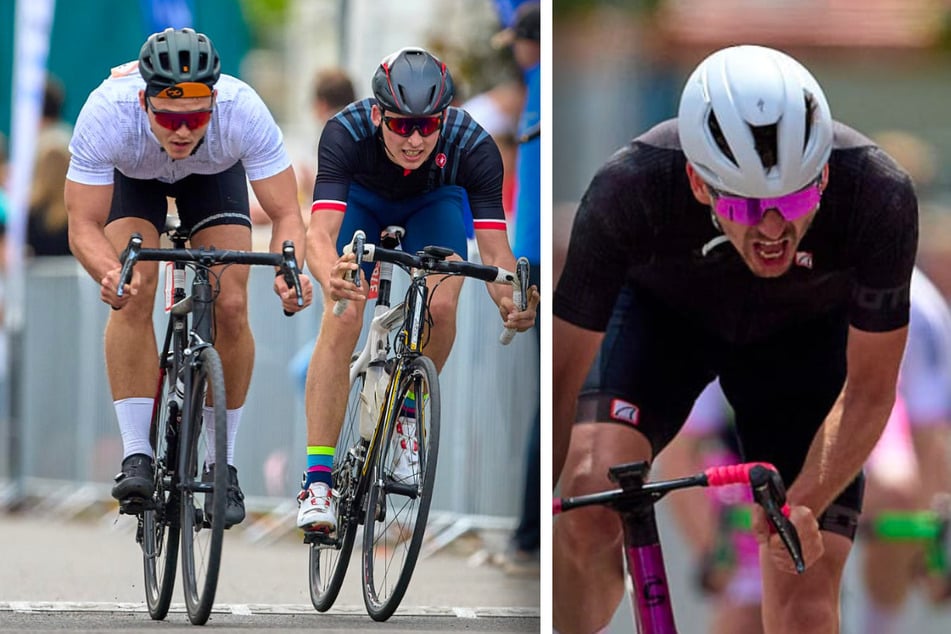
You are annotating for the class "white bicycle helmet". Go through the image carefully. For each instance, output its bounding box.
[678,45,833,198]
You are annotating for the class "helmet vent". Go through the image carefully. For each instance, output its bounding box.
[707,112,737,167]
[751,124,778,169]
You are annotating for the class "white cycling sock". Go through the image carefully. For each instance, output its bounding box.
[115,397,154,460]
[203,405,243,466]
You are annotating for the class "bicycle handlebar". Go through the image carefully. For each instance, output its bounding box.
[333,231,527,344]
[553,461,806,574]
[117,232,304,316]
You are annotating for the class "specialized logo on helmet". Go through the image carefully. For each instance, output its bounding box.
[435,153,447,168]
[610,398,639,426]
[165,86,184,98]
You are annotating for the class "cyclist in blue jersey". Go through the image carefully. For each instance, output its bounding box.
[66,28,313,528]
[553,45,917,634]
[296,47,539,531]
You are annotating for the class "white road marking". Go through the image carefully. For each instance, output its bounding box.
[0,602,539,618]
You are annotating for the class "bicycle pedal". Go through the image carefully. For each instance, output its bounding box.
[302,528,337,547]
[119,497,154,515]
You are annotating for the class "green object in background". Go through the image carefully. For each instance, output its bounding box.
[873,511,942,540]
[872,511,949,575]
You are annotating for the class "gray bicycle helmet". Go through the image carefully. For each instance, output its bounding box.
[139,27,221,96]
[678,45,833,198]
[371,47,454,116]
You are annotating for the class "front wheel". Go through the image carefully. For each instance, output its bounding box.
[362,355,440,621]
[179,346,227,625]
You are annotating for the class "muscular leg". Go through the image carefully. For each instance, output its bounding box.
[760,531,851,634]
[422,258,465,372]
[104,218,161,399]
[553,422,653,634]
[190,224,254,407]
[305,293,363,446]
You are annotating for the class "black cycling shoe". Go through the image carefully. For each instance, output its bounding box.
[112,454,155,504]
[202,463,246,529]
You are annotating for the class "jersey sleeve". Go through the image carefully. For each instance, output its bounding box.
[230,86,291,182]
[66,88,121,185]
[553,145,650,331]
[848,149,918,332]
[459,139,506,231]
[311,119,356,213]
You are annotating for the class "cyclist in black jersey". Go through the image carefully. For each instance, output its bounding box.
[552,45,917,634]
[296,47,538,531]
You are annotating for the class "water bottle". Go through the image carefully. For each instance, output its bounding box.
[360,364,385,440]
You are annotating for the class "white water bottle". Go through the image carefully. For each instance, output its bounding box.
[360,365,383,440]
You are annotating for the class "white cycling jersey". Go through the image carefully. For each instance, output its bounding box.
[67,63,290,186]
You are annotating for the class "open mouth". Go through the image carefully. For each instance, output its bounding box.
[753,238,789,262]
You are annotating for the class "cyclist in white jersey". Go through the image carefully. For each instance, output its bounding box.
[659,267,951,634]
[65,28,313,527]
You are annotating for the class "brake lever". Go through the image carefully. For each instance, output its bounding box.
[280,240,303,316]
[115,233,143,306]
[750,465,806,574]
[333,230,366,317]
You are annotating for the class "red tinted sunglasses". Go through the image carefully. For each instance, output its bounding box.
[147,96,214,131]
[382,115,442,137]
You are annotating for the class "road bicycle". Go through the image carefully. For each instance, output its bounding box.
[307,228,530,621]
[554,460,805,634]
[116,219,303,625]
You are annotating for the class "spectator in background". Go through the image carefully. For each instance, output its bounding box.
[251,66,356,231]
[493,0,541,576]
[461,79,524,224]
[27,75,73,257]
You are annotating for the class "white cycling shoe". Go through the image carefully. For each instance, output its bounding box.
[297,482,336,533]
[391,419,420,485]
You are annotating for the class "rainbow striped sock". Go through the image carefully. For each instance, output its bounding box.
[305,446,334,488]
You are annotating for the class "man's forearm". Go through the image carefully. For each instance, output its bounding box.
[69,219,119,284]
[787,387,894,515]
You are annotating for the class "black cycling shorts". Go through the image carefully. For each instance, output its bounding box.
[578,284,865,536]
[107,162,252,235]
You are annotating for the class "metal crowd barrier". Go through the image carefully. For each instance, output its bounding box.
[1,255,539,545]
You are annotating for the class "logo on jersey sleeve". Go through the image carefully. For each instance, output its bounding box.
[610,398,640,426]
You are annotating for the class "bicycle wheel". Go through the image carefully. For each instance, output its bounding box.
[362,355,440,621]
[179,346,227,625]
[142,364,181,620]
[310,369,365,611]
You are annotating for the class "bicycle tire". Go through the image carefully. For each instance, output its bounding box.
[142,364,181,620]
[362,355,440,621]
[310,370,365,611]
[179,346,228,625]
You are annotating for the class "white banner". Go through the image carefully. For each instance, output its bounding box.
[6,0,56,330]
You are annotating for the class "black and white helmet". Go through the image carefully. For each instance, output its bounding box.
[678,45,833,198]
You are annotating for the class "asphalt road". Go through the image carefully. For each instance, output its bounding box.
[0,511,539,633]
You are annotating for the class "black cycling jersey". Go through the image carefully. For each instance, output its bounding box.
[312,98,506,230]
[553,119,918,345]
